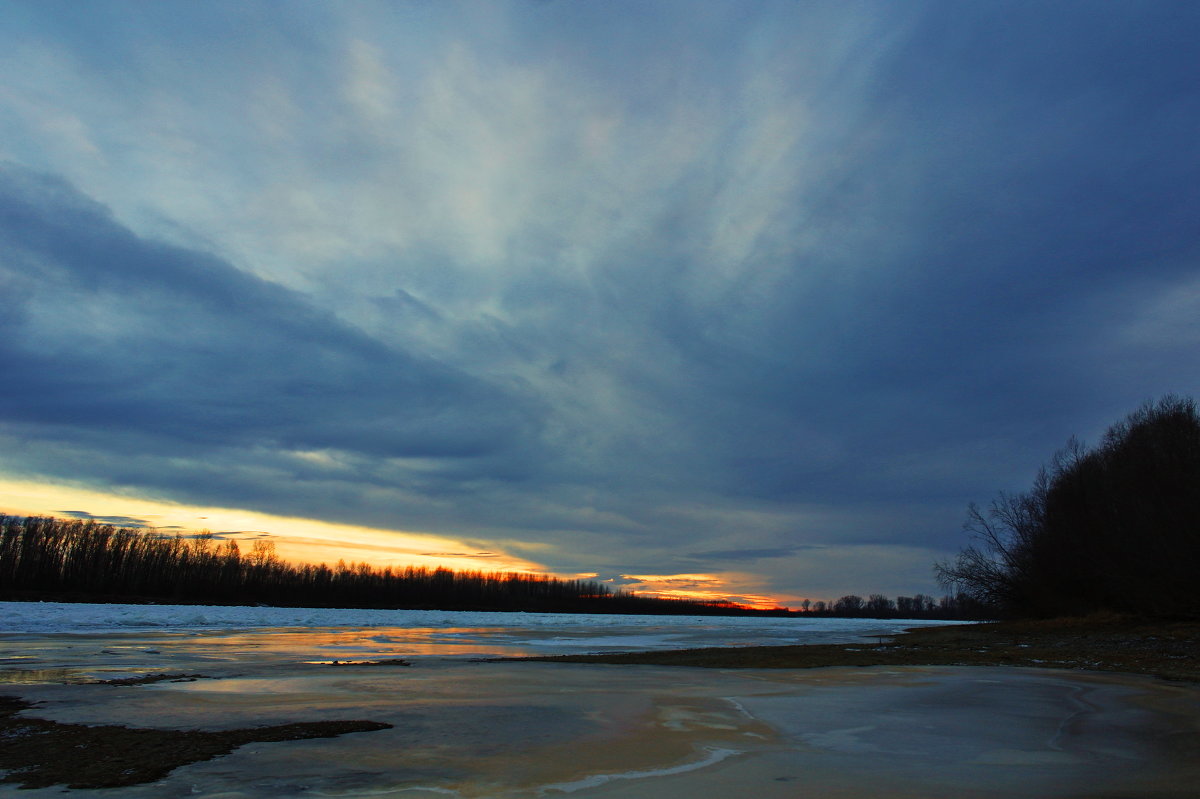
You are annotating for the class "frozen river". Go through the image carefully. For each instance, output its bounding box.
[2,602,1198,797]
[0,600,967,659]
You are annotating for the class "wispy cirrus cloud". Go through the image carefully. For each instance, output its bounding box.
[1,1,1197,601]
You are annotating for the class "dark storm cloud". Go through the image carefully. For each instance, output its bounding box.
[686,547,817,563]
[0,164,538,466]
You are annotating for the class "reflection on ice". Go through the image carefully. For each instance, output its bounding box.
[1,604,1198,798]
[0,600,967,656]
[0,667,84,684]
[540,746,742,794]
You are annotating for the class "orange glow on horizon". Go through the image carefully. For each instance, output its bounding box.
[0,478,545,575]
[616,572,793,611]
[1,478,798,611]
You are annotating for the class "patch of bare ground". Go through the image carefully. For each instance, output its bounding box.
[0,695,391,789]
[514,616,1200,682]
[90,672,208,686]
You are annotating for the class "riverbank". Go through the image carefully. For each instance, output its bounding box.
[0,696,390,790]
[515,615,1200,682]
[2,616,1198,796]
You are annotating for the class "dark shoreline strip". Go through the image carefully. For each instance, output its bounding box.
[509,618,1200,683]
[0,695,391,789]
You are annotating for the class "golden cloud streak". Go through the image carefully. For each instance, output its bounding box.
[0,478,544,574]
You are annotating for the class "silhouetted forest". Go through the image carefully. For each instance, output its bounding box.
[1,514,986,618]
[0,515,781,615]
[937,395,1200,619]
[798,592,988,620]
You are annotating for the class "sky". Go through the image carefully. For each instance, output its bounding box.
[1,1,1198,607]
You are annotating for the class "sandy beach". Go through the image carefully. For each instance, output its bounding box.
[2,615,1199,798]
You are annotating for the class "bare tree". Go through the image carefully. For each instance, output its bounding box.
[937,395,1200,618]
[865,594,895,617]
[833,594,865,615]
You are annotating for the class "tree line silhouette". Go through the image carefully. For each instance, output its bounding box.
[937,395,1200,619]
[0,515,779,614]
[799,592,987,620]
[1,514,988,618]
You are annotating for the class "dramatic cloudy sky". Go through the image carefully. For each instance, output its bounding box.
[1,1,1197,605]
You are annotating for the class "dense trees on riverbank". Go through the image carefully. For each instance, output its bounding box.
[1,514,981,617]
[937,396,1200,619]
[799,592,987,620]
[0,515,745,614]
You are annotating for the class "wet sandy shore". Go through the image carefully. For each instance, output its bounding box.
[2,626,1199,797]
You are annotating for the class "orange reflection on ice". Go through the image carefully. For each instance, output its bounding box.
[154,626,539,662]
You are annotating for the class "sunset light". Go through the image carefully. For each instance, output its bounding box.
[0,477,545,575]
[2,3,1197,795]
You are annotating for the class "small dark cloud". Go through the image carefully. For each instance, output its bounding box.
[597,575,641,586]
[654,577,719,587]
[374,289,443,322]
[145,531,236,542]
[686,547,814,563]
[54,510,153,528]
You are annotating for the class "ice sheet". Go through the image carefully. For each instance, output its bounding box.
[2,605,1197,798]
[0,601,965,658]
[2,647,1198,798]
